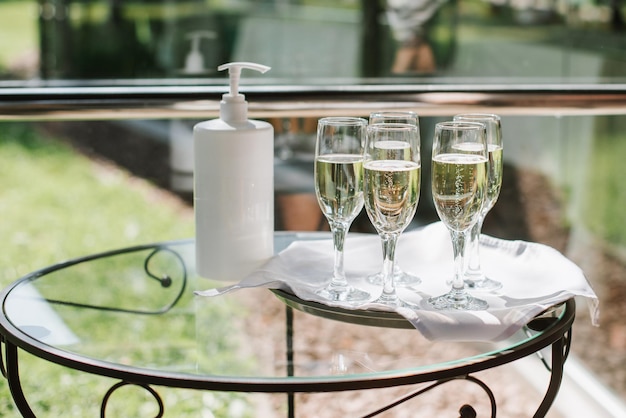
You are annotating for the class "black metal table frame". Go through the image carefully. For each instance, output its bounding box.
[0,241,575,417]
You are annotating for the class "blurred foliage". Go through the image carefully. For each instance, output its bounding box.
[583,116,626,247]
[0,1,38,77]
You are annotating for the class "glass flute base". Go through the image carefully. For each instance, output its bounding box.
[370,292,419,310]
[446,273,502,292]
[315,283,370,303]
[428,289,488,311]
[367,266,422,287]
[465,275,502,291]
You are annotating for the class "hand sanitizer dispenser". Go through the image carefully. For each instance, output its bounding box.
[194,62,274,281]
[182,31,216,74]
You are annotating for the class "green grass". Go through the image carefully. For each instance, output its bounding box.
[0,122,195,278]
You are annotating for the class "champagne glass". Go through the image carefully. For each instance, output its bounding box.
[453,113,503,291]
[428,121,489,310]
[369,111,418,126]
[364,123,421,307]
[367,111,422,287]
[314,117,370,302]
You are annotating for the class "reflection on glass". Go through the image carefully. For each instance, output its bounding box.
[1,2,625,83]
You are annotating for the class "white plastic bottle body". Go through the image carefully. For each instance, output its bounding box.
[194,119,274,281]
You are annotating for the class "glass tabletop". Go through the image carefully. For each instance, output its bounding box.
[0,232,572,392]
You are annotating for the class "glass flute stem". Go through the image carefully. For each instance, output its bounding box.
[429,226,488,310]
[329,221,350,290]
[466,213,485,277]
[379,233,399,303]
[451,229,469,295]
[465,211,502,291]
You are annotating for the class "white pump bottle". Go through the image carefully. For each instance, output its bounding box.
[194,62,274,281]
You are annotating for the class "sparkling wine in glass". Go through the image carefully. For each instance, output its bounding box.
[367,111,422,287]
[453,114,503,291]
[364,123,421,308]
[314,117,370,302]
[428,121,489,310]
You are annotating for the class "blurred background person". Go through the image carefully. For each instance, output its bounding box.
[386,0,448,74]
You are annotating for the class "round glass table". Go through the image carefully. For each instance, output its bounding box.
[0,232,574,417]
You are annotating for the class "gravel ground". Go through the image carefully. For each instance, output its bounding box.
[514,168,626,406]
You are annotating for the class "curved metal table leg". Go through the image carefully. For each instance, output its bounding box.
[533,329,571,418]
[4,340,36,418]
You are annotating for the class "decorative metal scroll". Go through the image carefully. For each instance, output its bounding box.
[361,375,497,418]
[100,381,164,418]
[45,245,187,315]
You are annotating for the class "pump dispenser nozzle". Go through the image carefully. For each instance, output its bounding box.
[217,62,271,124]
[183,31,217,74]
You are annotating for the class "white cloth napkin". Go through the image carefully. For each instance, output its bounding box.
[196,222,599,341]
